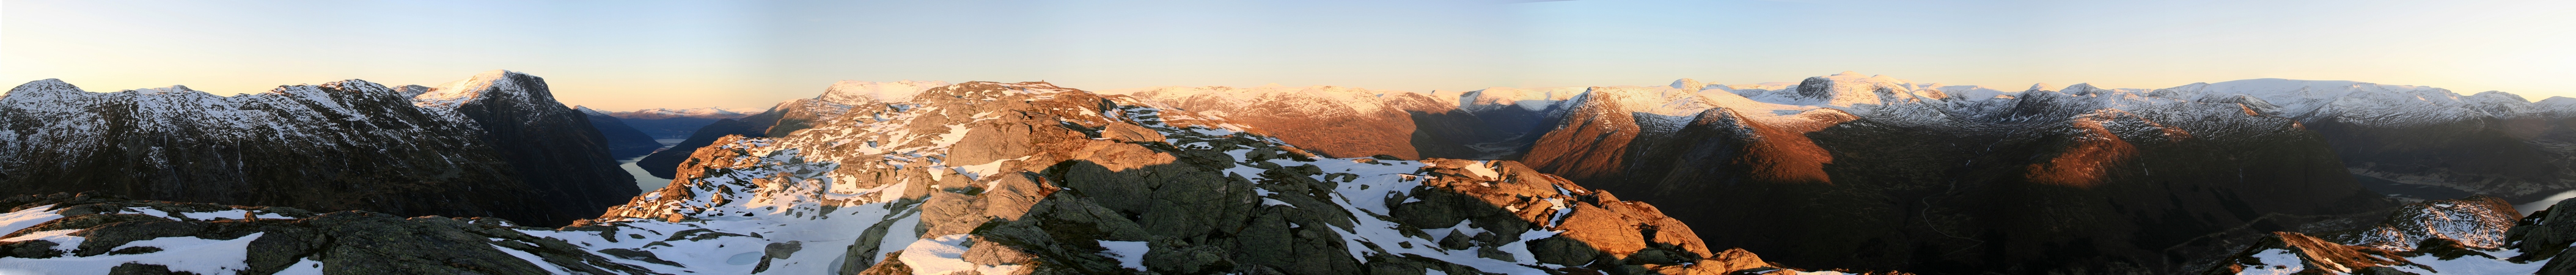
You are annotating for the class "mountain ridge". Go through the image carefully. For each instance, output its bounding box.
[0,71,637,227]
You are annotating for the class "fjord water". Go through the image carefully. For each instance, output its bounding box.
[618,139,686,193]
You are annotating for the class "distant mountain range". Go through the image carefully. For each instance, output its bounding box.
[4,72,2574,274]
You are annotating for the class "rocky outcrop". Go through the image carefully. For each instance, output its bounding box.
[633,111,778,179]
[578,106,665,159]
[633,81,944,179]
[0,71,632,227]
[2201,196,2543,274]
[2339,196,2521,251]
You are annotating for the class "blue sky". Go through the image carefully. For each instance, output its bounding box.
[4,0,2570,110]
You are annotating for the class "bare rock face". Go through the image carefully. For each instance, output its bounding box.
[2341,196,2521,251]
[0,72,633,227]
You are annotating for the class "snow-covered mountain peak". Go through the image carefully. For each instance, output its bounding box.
[414,70,547,110]
[1753,72,1948,108]
[2061,83,2107,95]
[1,79,86,101]
[1936,85,2016,100]
[2027,83,2058,92]
[392,84,431,98]
[573,105,607,116]
[2151,78,2569,126]
[609,107,757,119]
[1574,86,1722,117]
[1458,86,1586,113]
[135,85,199,94]
[1114,84,1431,117]
[1671,78,1706,90]
[819,79,951,105]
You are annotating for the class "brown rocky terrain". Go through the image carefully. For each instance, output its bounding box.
[1117,85,1537,160]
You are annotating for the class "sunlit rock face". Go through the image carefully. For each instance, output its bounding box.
[0,71,636,227]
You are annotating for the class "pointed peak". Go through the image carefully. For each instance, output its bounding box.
[2027,83,2058,92]
[394,85,433,98]
[1671,78,1704,90]
[472,70,523,79]
[414,70,552,110]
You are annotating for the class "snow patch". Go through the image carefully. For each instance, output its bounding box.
[1098,240,1151,271]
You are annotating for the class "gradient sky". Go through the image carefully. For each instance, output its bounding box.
[5,0,2572,111]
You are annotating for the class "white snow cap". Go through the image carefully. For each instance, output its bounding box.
[820,80,952,105]
[414,70,531,109]
[2026,83,2058,92]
